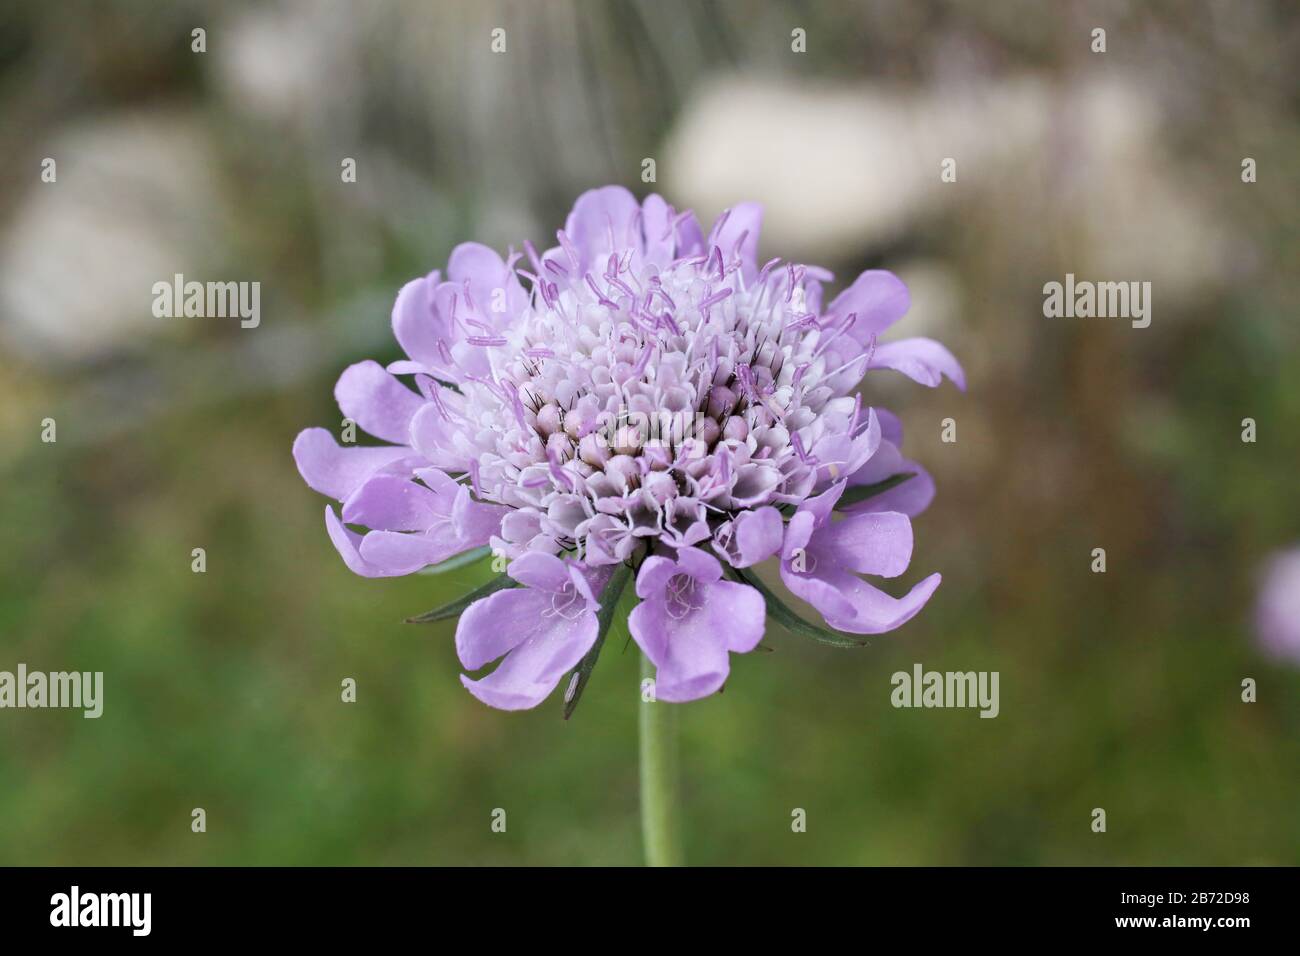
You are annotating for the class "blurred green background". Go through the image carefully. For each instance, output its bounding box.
[0,0,1296,865]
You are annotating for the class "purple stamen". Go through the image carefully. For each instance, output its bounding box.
[429,387,450,422]
[736,363,755,400]
[547,448,577,492]
[631,343,654,378]
[608,276,635,300]
[584,273,616,307]
[791,431,813,464]
[699,287,733,311]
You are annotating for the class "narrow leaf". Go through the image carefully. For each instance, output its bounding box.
[833,472,915,510]
[731,566,871,648]
[563,563,634,720]
[405,574,519,624]
[416,545,492,575]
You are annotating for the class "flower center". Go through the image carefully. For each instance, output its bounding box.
[665,573,704,620]
[449,241,872,563]
[543,584,586,621]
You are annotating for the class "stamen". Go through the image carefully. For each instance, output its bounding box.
[584,273,616,308]
[429,387,450,422]
[699,288,733,311]
[631,343,654,379]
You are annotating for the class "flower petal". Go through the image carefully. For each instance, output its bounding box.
[795,479,846,531]
[634,554,680,601]
[455,586,551,670]
[323,506,391,578]
[408,401,468,471]
[335,360,427,444]
[452,485,508,544]
[446,242,525,324]
[639,193,675,267]
[709,201,762,283]
[506,551,570,593]
[358,528,487,576]
[675,546,723,585]
[391,269,446,369]
[292,428,413,501]
[563,185,640,272]
[717,506,784,568]
[844,451,935,518]
[629,579,764,702]
[781,564,941,634]
[341,474,450,531]
[828,269,910,341]
[812,408,880,484]
[781,509,816,561]
[869,337,966,390]
[874,407,904,446]
[459,593,600,710]
[812,511,913,578]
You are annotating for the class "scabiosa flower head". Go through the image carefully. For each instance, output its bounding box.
[294,186,964,710]
[1255,547,1300,665]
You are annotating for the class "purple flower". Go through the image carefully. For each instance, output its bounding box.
[294,185,963,710]
[779,482,941,634]
[1255,547,1300,664]
[629,550,765,701]
[456,553,609,710]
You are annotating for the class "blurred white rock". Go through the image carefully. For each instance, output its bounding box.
[664,73,1231,303]
[0,113,227,364]
[216,0,359,132]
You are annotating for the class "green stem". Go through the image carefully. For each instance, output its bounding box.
[639,653,684,866]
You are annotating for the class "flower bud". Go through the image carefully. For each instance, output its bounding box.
[707,385,736,419]
[723,415,749,442]
[578,432,609,467]
[694,416,721,447]
[535,403,562,437]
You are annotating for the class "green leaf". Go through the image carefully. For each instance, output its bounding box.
[416,545,492,575]
[833,472,915,510]
[563,564,634,720]
[730,566,872,648]
[405,574,519,624]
